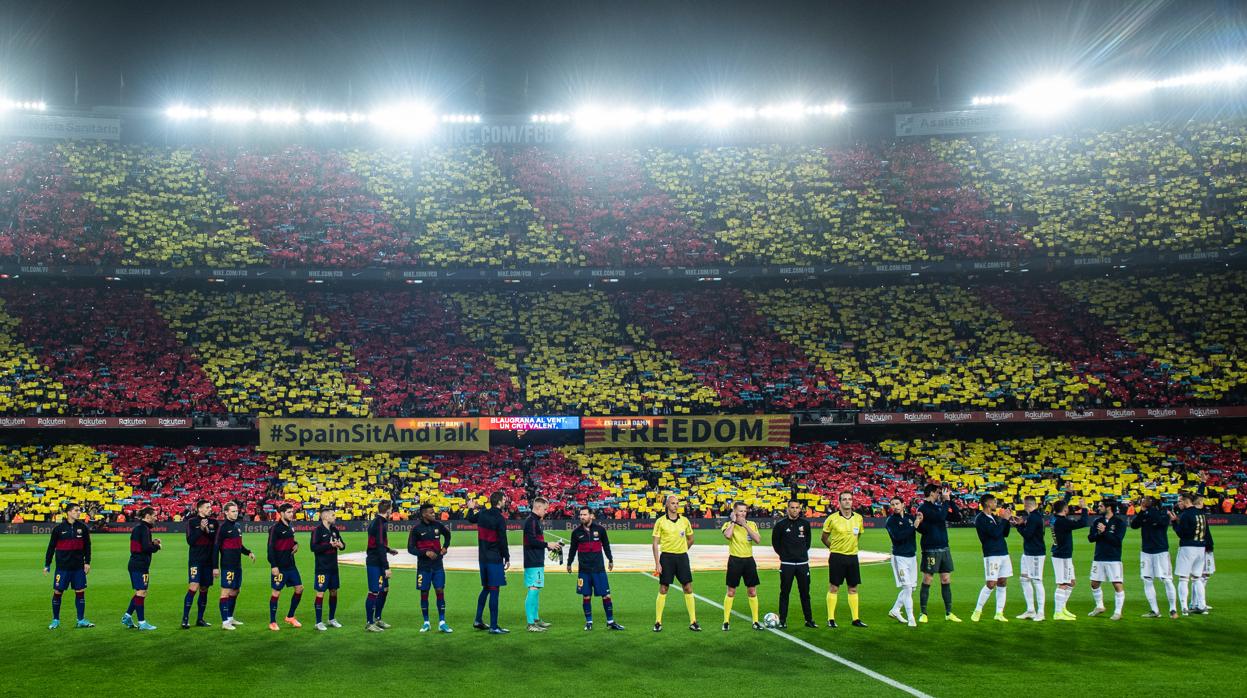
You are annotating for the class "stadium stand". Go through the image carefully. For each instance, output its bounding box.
[504,147,719,266]
[749,283,1102,410]
[764,441,926,514]
[0,445,130,522]
[199,146,414,267]
[615,287,848,411]
[0,141,122,264]
[301,290,520,416]
[106,445,275,520]
[0,297,67,415]
[0,287,222,416]
[57,142,264,267]
[148,289,370,417]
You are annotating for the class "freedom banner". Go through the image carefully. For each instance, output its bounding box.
[259,418,487,452]
[582,415,790,450]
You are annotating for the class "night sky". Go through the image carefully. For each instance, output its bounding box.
[1,0,1244,112]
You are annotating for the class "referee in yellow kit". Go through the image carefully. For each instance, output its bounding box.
[652,494,700,632]
[821,491,867,628]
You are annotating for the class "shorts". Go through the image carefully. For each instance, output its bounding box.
[1204,552,1216,576]
[828,553,861,587]
[658,552,693,586]
[1139,552,1172,580]
[366,565,390,594]
[52,568,87,592]
[1052,557,1075,586]
[1175,547,1206,578]
[270,567,302,591]
[523,567,545,588]
[129,570,151,591]
[1020,555,1045,580]
[480,562,507,589]
[417,567,446,591]
[1090,561,1124,584]
[726,556,760,589]
[221,567,242,590]
[891,555,917,588]
[921,548,954,575]
[313,570,340,592]
[983,555,1013,581]
[577,571,611,597]
[188,563,214,587]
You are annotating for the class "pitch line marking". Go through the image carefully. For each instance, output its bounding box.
[643,573,933,698]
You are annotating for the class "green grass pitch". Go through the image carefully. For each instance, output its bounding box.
[0,527,1238,696]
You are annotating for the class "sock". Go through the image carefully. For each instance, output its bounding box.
[723,595,734,624]
[52,591,63,621]
[583,596,593,623]
[183,591,195,623]
[315,595,324,624]
[1054,586,1068,615]
[329,591,338,621]
[603,595,614,623]
[1142,578,1159,614]
[435,590,445,622]
[126,596,136,616]
[1021,578,1035,613]
[995,586,1007,614]
[748,595,760,623]
[367,592,378,624]
[1114,590,1125,615]
[1033,579,1046,617]
[1178,578,1190,611]
[475,589,487,624]
[526,588,540,624]
[1193,578,1207,609]
[488,588,500,628]
[683,592,697,623]
[74,591,85,622]
[420,591,430,622]
[1092,586,1104,609]
[847,593,859,621]
[269,593,280,624]
[826,590,838,621]
[975,585,992,613]
[941,583,953,614]
[1162,578,1177,613]
[901,585,915,620]
[197,590,208,622]
[920,582,931,614]
[228,596,237,619]
[376,591,388,621]
[655,593,667,623]
[134,596,145,622]
[287,591,302,618]
[220,597,230,622]
[890,588,904,614]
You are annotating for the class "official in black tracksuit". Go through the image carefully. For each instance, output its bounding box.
[771,499,814,628]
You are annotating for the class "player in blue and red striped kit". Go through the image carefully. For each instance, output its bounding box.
[364,500,398,632]
[567,507,624,631]
[123,506,162,630]
[214,501,256,630]
[310,506,346,631]
[469,491,511,634]
[182,500,217,629]
[43,502,93,629]
[408,502,453,633]
[266,503,304,631]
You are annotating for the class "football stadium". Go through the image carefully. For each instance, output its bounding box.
[1,1,1246,695]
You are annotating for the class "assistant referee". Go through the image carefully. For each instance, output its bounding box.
[821,491,867,628]
[652,494,700,632]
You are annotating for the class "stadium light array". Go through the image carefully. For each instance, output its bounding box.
[972,63,1247,112]
[537,100,846,130]
[0,99,48,112]
[163,102,479,131]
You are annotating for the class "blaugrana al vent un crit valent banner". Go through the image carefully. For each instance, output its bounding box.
[259,418,488,452]
[582,415,791,449]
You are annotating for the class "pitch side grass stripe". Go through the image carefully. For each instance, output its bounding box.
[643,573,933,698]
